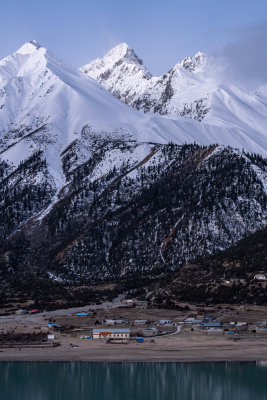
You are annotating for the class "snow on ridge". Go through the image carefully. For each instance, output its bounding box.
[17,40,42,55]
[81,43,267,154]
[0,39,266,198]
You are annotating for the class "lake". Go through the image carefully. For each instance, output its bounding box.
[1,362,267,400]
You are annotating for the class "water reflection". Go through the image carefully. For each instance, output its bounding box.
[1,362,267,400]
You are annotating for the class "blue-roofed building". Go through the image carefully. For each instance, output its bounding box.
[47,323,61,329]
[203,322,221,328]
[92,328,130,339]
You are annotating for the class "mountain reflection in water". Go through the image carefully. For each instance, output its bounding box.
[1,362,267,400]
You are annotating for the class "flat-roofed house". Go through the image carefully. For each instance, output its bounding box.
[102,319,116,325]
[158,319,173,325]
[142,328,159,337]
[92,328,130,339]
[254,274,267,281]
[134,319,148,325]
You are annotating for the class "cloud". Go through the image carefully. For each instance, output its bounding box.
[214,22,267,88]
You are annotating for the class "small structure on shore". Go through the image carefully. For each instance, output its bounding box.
[102,319,116,325]
[158,319,172,326]
[114,320,128,325]
[207,328,223,334]
[203,315,216,322]
[124,299,134,307]
[47,323,61,330]
[142,328,159,337]
[135,300,148,308]
[92,328,130,339]
[184,318,202,324]
[15,309,28,315]
[254,274,267,281]
[203,322,221,328]
[134,319,148,325]
[47,334,55,340]
[76,312,89,316]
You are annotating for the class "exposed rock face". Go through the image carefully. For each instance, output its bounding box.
[1,139,266,287]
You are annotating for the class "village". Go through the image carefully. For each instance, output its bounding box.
[1,296,267,362]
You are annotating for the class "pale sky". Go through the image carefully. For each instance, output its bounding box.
[1,0,267,75]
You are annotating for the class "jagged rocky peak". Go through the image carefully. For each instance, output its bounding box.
[80,45,211,119]
[81,42,151,80]
[178,52,208,72]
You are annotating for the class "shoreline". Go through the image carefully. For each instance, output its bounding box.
[0,360,265,363]
[1,334,267,363]
[1,302,267,364]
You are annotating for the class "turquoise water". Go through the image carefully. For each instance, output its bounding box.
[1,362,267,400]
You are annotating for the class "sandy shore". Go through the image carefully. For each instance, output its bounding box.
[1,333,267,362]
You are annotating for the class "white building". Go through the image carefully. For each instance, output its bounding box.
[124,299,134,307]
[134,319,148,325]
[92,329,130,339]
[254,274,267,281]
[102,319,116,325]
[158,319,173,325]
[142,328,159,337]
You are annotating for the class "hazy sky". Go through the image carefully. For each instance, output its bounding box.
[1,0,267,75]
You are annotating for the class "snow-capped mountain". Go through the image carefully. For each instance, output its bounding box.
[0,41,267,295]
[0,40,266,188]
[81,44,210,119]
[82,43,267,153]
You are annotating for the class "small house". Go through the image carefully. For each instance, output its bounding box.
[92,328,130,339]
[158,319,173,325]
[184,318,202,324]
[15,309,28,315]
[135,300,148,308]
[236,322,247,327]
[125,300,134,307]
[203,315,216,322]
[136,337,144,343]
[115,320,128,325]
[207,328,223,334]
[142,328,159,337]
[134,319,148,325]
[47,334,55,340]
[203,322,221,328]
[102,319,116,325]
[254,274,267,281]
[47,323,61,330]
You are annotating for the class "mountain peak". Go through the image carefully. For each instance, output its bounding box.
[108,42,131,57]
[81,42,151,82]
[179,52,208,72]
[104,42,144,67]
[16,40,43,55]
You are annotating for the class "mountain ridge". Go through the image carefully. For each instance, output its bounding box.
[0,41,266,300]
[81,43,267,154]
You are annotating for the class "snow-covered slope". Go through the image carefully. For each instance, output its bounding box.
[0,39,266,200]
[82,44,211,119]
[0,42,266,159]
[0,42,266,290]
[81,43,267,155]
